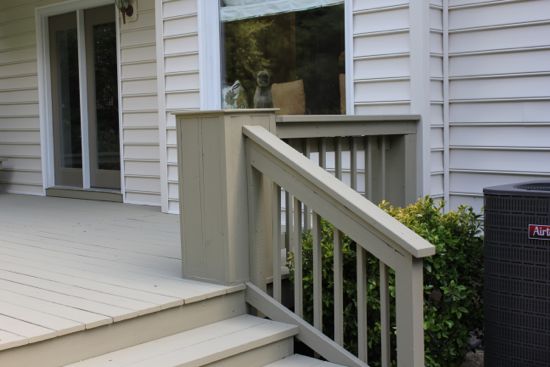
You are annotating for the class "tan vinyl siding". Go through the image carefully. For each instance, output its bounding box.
[120,0,161,206]
[448,0,550,211]
[0,1,53,195]
[159,0,200,213]
[429,1,444,198]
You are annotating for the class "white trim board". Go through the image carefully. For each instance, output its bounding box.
[198,1,222,110]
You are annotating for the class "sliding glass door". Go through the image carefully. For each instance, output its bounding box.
[49,5,120,190]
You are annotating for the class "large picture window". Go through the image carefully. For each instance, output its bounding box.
[220,0,346,115]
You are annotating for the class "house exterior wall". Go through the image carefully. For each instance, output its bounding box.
[1,0,549,213]
[0,1,57,195]
[447,0,550,211]
[0,0,162,206]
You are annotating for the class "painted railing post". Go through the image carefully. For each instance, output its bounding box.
[175,110,277,285]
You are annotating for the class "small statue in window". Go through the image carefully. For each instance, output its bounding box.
[253,70,273,109]
[223,80,248,109]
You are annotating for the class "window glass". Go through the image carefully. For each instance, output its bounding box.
[220,1,346,115]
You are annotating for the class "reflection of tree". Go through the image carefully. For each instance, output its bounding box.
[222,5,345,114]
[223,20,272,105]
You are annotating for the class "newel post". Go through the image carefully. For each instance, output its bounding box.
[175,110,277,285]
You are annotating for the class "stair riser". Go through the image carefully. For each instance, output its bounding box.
[0,291,246,367]
[204,338,294,367]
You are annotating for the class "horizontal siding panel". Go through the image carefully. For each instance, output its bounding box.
[450,125,550,147]
[124,145,160,160]
[449,24,550,54]
[125,192,161,206]
[122,79,158,95]
[450,49,550,77]
[451,149,550,173]
[121,63,157,79]
[0,157,41,170]
[165,92,200,110]
[163,17,197,37]
[0,46,36,64]
[122,95,158,111]
[430,7,442,30]
[449,194,482,212]
[430,56,443,78]
[0,61,36,78]
[120,28,156,48]
[124,161,160,176]
[0,89,38,103]
[450,101,550,123]
[0,33,35,52]
[167,165,178,181]
[355,103,410,114]
[122,112,159,126]
[162,0,196,17]
[123,129,160,144]
[125,176,161,193]
[168,182,179,200]
[0,170,42,185]
[354,32,410,56]
[0,144,41,157]
[450,171,546,194]
[0,76,37,91]
[430,104,443,124]
[164,54,199,73]
[430,32,443,54]
[165,73,199,91]
[353,0,409,11]
[431,80,443,101]
[164,35,198,55]
[354,56,409,79]
[121,45,156,63]
[0,130,40,143]
[431,127,443,149]
[431,151,443,172]
[0,103,38,116]
[449,0,550,30]
[354,8,409,34]
[431,174,444,196]
[355,80,410,102]
[0,18,34,37]
[450,76,550,100]
[0,117,39,129]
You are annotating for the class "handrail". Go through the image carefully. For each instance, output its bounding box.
[244,125,434,260]
[244,124,435,367]
[275,114,420,139]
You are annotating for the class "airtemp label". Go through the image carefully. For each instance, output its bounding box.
[529,224,550,240]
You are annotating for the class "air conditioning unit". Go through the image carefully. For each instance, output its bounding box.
[484,181,550,367]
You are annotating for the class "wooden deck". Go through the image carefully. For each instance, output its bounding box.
[0,194,242,352]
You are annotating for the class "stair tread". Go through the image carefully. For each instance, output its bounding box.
[66,315,297,367]
[265,354,345,367]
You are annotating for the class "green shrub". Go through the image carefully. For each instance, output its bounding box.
[288,197,483,367]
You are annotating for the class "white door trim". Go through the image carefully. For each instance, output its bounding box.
[36,0,118,192]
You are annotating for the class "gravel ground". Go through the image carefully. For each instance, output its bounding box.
[461,351,484,367]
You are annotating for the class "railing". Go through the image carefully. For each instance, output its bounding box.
[244,124,435,367]
[175,110,435,367]
[275,115,420,207]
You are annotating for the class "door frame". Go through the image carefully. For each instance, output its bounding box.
[36,0,124,196]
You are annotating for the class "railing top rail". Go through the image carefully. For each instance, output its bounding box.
[275,114,420,139]
[244,125,435,259]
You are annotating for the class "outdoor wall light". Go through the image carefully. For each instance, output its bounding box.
[115,0,134,24]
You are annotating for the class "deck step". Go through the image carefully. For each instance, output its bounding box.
[66,315,298,367]
[264,354,346,366]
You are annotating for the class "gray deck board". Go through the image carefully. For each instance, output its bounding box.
[0,194,241,351]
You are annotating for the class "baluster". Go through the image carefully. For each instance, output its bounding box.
[319,138,327,168]
[367,136,374,200]
[303,139,311,230]
[380,261,391,367]
[335,137,343,180]
[312,212,322,331]
[285,190,292,258]
[381,136,387,199]
[272,184,282,302]
[333,229,344,346]
[293,197,303,318]
[351,137,358,191]
[357,246,368,362]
